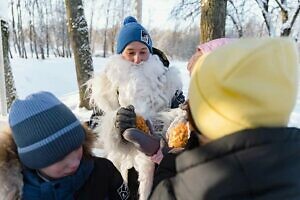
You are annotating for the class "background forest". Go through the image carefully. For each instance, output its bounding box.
[6,0,300,61]
[1,0,300,113]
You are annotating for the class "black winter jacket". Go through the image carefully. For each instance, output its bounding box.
[75,157,129,200]
[149,127,300,200]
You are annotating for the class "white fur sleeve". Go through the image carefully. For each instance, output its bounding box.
[87,72,120,112]
[94,110,137,157]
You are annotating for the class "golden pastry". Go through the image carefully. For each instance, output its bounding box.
[168,122,189,148]
[136,115,150,134]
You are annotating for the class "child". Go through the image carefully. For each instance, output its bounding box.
[87,16,184,200]
[0,91,129,200]
[150,37,300,199]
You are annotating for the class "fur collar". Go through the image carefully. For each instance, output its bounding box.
[0,124,96,199]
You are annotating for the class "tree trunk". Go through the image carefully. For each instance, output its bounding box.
[103,0,111,58]
[10,0,22,57]
[1,20,17,113]
[279,0,300,36]
[17,0,27,59]
[65,0,94,109]
[200,0,227,43]
[35,0,45,59]
[45,2,50,58]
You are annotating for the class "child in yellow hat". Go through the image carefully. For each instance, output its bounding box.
[150,37,300,200]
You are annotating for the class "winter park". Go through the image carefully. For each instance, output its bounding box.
[1,0,300,199]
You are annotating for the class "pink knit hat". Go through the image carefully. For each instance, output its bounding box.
[187,38,234,75]
[197,38,234,54]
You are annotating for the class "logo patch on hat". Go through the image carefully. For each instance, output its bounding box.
[141,30,149,45]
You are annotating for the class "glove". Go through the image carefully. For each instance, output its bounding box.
[123,128,160,156]
[171,90,185,108]
[115,105,136,135]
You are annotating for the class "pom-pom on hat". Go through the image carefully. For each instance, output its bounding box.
[116,16,152,54]
[189,38,299,140]
[8,91,85,169]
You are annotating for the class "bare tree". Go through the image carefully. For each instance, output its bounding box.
[254,0,273,35]
[16,0,27,58]
[35,0,45,59]
[134,0,142,22]
[103,0,112,58]
[227,0,246,37]
[65,0,94,109]
[254,0,300,36]
[45,0,50,58]
[171,0,227,42]
[88,0,95,54]
[10,0,21,57]
[1,20,17,111]
[275,0,300,36]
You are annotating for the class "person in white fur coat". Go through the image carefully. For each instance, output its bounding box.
[87,16,185,200]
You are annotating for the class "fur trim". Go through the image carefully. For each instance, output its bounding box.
[82,123,98,158]
[87,72,120,112]
[0,124,23,200]
[0,123,97,200]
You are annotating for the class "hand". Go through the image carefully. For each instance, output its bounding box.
[123,128,160,156]
[115,105,136,135]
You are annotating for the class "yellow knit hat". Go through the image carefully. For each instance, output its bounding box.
[189,38,299,140]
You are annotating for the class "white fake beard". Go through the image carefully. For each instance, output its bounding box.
[105,54,172,117]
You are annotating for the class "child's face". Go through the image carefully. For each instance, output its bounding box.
[122,41,150,64]
[39,146,83,179]
[187,49,203,76]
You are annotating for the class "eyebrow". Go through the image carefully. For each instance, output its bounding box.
[126,47,148,51]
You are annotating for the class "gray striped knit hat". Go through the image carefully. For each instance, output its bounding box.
[8,91,85,169]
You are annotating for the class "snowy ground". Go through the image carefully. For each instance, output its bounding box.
[1,56,300,129]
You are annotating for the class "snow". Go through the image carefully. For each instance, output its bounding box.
[0,0,8,20]
[0,57,190,125]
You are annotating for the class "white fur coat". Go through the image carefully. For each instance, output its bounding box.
[88,54,183,200]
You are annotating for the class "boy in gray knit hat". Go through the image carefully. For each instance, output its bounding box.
[0,91,129,200]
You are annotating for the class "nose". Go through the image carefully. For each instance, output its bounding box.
[133,54,142,64]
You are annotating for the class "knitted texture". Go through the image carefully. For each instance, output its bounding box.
[9,91,85,169]
[116,16,152,54]
[189,38,299,140]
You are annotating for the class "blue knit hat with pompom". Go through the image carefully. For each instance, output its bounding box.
[8,91,85,169]
[116,16,152,54]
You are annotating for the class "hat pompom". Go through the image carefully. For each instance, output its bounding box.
[123,16,137,25]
